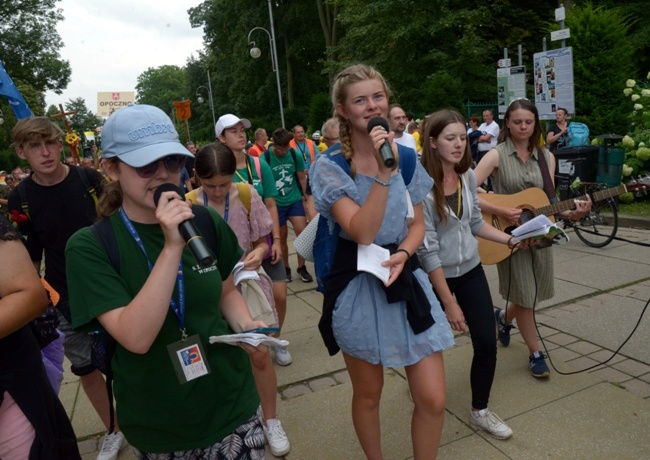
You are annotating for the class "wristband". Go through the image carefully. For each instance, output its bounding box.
[395,248,411,260]
[507,237,516,249]
[373,176,391,187]
[273,237,281,241]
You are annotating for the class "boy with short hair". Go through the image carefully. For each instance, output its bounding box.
[263,128,313,283]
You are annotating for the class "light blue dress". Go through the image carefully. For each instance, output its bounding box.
[310,156,454,367]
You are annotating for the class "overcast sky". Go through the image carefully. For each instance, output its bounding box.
[44,0,205,116]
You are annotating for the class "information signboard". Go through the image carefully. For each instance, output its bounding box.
[497,66,526,119]
[533,47,575,120]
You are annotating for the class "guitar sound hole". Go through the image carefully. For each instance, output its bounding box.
[520,210,535,224]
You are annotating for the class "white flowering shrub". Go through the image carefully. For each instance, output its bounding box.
[621,74,650,188]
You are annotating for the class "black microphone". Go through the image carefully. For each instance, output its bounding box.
[367,116,397,169]
[153,183,216,268]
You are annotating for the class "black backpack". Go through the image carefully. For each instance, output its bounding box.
[15,166,99,220]
[88,205,219,434]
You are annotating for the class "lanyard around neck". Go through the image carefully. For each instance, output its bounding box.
[203,190,229,222]
[119,207,187,337]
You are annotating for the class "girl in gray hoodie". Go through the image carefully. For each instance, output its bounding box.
[417,109,528,441]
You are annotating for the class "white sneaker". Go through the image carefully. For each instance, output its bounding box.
[263,418,291,456]
[469,408,513,439]
[272,345,293,366]
[97,431,127,460]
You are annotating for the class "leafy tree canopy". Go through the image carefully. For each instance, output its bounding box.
[565,3,637,135]
[0,0,71,94]
[135,65,188,114]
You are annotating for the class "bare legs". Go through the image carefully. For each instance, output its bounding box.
[406,352,446,460]
[503,304,539,354]
[80,369,120,432]
[343,353,384,460]
[248,347,279,422]
[343,351,446,460]
[281,216,308,270]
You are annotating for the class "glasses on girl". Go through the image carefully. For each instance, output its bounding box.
[131,155,187,178]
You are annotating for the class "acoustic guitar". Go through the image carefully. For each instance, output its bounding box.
[477,177,650,265]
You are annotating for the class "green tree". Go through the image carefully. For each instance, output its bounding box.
[64,97,103,143]
[0,0,70,156]
[135,65,187,114]
[0,0,71,95]
[333,0,557,116]
[190,0,329,130]
[563,4,637,135]
[573,0,649,76]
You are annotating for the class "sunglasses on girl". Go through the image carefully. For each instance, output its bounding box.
[131,155,187,178]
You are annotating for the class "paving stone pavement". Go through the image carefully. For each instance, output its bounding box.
[62,223,650,459]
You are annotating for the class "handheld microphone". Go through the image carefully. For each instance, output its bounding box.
[153,183,216,268]
[367,116,397,169]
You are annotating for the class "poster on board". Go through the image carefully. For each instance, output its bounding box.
[497,66,526,119]
[533,47,575,120]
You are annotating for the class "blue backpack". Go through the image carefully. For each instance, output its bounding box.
[313,144,417,293]
[567,122,590,147]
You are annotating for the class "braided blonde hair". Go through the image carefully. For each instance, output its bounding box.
[331,64,393,178]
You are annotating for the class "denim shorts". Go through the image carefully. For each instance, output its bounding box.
[277,200,305,226]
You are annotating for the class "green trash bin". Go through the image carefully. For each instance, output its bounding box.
[597,146,625,188]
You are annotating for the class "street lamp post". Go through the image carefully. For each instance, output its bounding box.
[195,70,217,131]
[247,0,285,128]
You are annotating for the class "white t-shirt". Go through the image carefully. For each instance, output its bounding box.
[393,132,417,152]
[477,121,500,151]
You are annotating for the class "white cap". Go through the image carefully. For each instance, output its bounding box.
[215,114,251,138]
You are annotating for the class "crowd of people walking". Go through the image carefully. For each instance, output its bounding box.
[0,62,592,460]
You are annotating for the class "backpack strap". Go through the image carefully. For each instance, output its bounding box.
[191,205,218,257]
[236,182,252,220]
[14,179,30,219]
[90,218,121,275]
[264,150,271,166]
[396,144,417,186]
[88,218,118,434]
[185,189,199,205]
[75,165,99,205]
[251,155,262,183]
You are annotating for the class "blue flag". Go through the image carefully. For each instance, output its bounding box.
[0,62,33,120]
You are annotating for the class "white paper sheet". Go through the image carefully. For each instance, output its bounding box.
[357,244,390,284]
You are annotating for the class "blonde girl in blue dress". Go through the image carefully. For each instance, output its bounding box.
[310,65,454,459]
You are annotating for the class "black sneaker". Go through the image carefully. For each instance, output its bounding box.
[285,267,292,282]
[297,265,313,283]
[529,351,550,378]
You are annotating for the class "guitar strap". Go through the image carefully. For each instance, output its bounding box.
[535,147,559,204]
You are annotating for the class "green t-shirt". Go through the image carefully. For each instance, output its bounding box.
[262,147,305,207]
[233,155,277,200]
[65,209,258,453]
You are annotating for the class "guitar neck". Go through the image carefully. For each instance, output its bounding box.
[533,184,627,218]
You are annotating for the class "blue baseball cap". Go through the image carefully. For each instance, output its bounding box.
[102,104,193,167]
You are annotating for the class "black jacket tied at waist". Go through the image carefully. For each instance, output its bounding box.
[319,237,435,356]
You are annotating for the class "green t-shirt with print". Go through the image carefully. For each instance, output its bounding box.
[233,155,277,200]
[262,146,305,207]
[66,209,258,453]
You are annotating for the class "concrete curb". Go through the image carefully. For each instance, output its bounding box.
[618,214,650,230]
